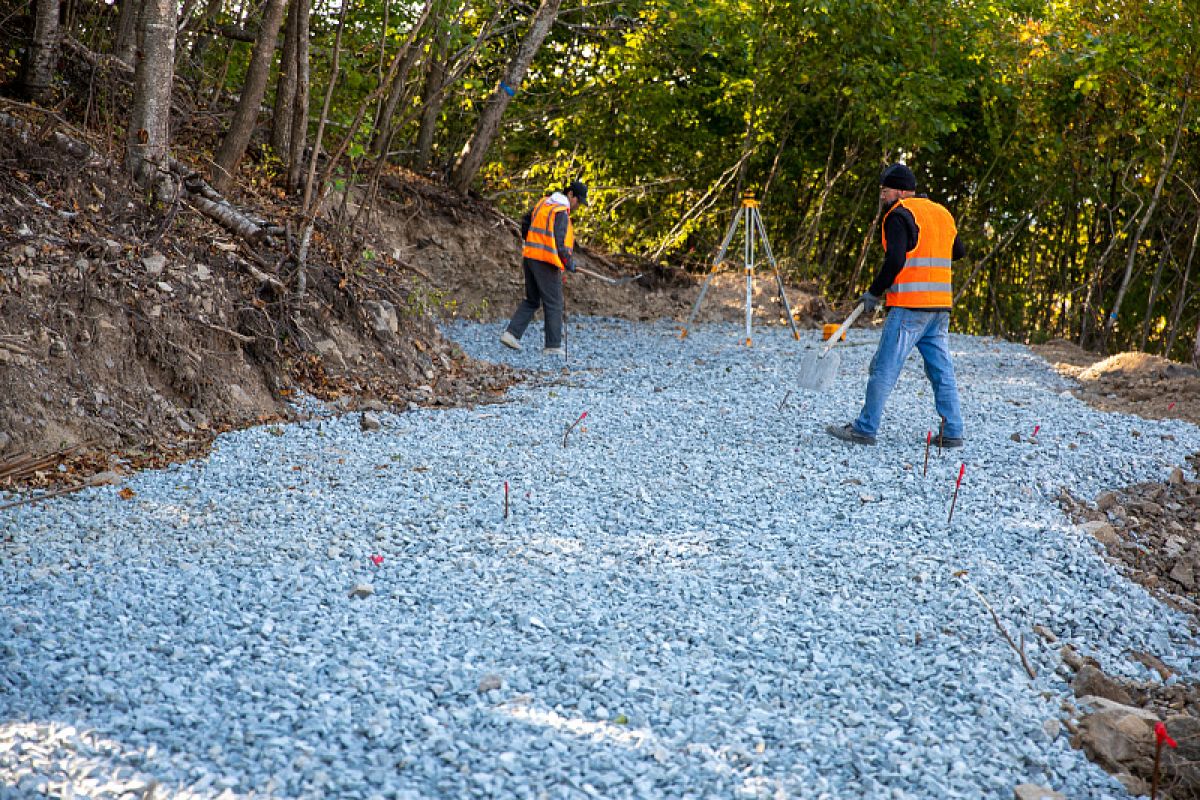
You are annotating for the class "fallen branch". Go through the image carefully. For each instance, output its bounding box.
[63,35,134,76]
[0,107,286,251]
[959,577,1038,679]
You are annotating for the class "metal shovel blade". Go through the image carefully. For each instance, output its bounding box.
[796,302,865,392]
[797,349,840,392]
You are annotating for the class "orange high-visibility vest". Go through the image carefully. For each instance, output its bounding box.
[522,197,574,270]
[881,197,956,308]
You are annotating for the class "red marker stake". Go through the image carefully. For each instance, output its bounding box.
[1168,402,1177,412]
[923,431,932,477]
[370,554,383,567]
[1032,424,1040,439]
[504,481,509,519]
[563,411,589,448]
[947,463,965,524]
[1152,721,1178,800]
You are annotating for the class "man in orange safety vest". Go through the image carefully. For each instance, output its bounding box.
[827,163,967,447]
[500,180,588,356]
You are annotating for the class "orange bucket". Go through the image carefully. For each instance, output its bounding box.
[822,323,846,342]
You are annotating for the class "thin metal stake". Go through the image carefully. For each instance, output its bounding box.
[504,481,509,519]
[563,411,588,448]
[923,431,931,477]
[948,463,965,523]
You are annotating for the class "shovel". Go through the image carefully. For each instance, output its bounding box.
[577,266,643,286]
[797,302,866,391]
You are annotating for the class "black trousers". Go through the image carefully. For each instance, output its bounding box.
[506,261,564,348]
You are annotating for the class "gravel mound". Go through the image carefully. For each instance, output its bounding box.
[2,319,1197,799]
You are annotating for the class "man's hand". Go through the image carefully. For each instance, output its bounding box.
[860,291,882,312]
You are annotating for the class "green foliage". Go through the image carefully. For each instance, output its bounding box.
[159,0,1200,357]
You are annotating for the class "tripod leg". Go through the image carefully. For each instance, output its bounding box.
[753,208,802,340]
[682,209,743,339]
[683,263,722,339]
[744,207,754,346]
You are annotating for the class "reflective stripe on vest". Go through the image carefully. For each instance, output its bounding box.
[881,197,956,309]
[522,198,575,270]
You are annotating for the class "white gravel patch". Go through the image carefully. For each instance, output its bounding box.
[2,318,1197,799]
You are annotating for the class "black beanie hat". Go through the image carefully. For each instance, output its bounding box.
[566,179,588,205]
[880,163,917,191]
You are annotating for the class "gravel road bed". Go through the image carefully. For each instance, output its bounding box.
[2,318,1197,799]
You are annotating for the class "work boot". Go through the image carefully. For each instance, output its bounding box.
[543,346,565,356]
[825,423,876,446]
[930,433,964,448]
[500,331,522,351]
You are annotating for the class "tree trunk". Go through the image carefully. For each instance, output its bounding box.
[1139,237,1171,351]
[1102,92,1190,350]
[210,0,289,192]
[449,0,562,194]
[367,0,434,159]
[1166,204,1200,357]
[271,0,300,156]
[125,0,176,193]
[301,0,348,213]
[188,0,226,65]
[413,27,450,170]
[114,0,139,65]
[22,0,62,103]
[284,0,310,193]
[1194,314,1200,368]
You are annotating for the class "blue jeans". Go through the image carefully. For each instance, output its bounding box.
[852,307,963,439]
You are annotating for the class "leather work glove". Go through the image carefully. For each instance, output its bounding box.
[860,291,882,312]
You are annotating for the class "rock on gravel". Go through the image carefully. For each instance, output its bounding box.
[2,318,1198,799]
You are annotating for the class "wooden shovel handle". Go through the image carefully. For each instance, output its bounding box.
[820,303,865,357]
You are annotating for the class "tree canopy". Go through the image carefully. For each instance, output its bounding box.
[6,0,1200,358]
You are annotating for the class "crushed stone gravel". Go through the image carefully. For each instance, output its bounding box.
[2,318,1198,799]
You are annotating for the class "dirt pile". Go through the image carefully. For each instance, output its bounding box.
[1034,339,1200,428]
[0,118,516,489]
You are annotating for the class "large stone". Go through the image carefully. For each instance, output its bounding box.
[1072,665,1134,706]
[360,412,381,432]
[1096,491,1120,511]
[142,254,167,275]
[364,300,399,338]
[315,338,346,369]
[1169,559,1196,589]
[1075,695,1157,771]
[1080,520,1119,547]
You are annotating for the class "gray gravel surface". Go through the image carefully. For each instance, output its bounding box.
[2,318,1198,799]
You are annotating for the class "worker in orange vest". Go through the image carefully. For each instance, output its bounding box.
[500,180,587,356]
[827,163,967,447]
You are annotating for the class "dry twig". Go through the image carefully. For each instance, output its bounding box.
[958,577,1038,679]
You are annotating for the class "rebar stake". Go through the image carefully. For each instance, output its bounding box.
[923,431,931,477]
[563,411,588,448]
[948,463,965,523]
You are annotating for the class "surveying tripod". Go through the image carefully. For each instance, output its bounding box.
[680,193,801,345]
